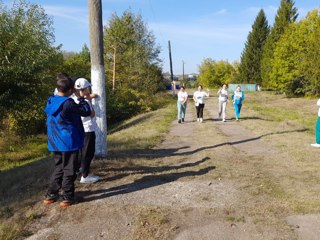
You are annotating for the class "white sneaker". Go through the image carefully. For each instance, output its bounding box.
[222,118,226,122]
[200,118,203,122]
[197,118,200,122]
[311,143,320,148]
[80,175,99,183]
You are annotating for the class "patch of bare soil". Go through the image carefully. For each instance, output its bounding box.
[26,95,320,240]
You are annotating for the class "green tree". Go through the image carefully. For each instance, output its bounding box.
[270,9,320,96]
[103,10,163,124]
[261,0,298,88]
[238,9,269,84]
[0,0,62,135]
[198,58,236,88]
[61,44,91,79]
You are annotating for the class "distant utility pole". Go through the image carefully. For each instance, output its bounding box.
[182,60,185,86]
[168,41,173,81]
[88,0,107,157]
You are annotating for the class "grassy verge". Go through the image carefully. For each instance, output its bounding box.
[0,135,49,171]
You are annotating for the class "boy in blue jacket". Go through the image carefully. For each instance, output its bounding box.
[43,73,91,207]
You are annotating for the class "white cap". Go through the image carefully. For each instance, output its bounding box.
[74,78,92,89]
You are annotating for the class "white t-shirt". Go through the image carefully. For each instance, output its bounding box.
[72,96,97,132]
[317,99,320,116]
[178,91,188,102]
[193,91,208,105]
[218,89,228,102]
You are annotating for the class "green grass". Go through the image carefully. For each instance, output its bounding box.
[0,135,49,171]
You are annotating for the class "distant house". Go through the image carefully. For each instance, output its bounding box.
[187,74,197,81]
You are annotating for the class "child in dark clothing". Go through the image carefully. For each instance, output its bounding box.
[43,73,91,207]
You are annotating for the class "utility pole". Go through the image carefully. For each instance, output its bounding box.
[182,60,185,86]
[168,41,173,81]
[88,0,107,157]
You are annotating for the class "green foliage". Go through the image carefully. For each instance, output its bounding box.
[103,10,165,123]
[261,0,298,88]
[239,9,269,84]
[60,44,91,79]
[270,9,320,96]
[197,58,236,88]
[0,0,63,135]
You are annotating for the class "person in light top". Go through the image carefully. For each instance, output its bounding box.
[231,85,245,121]
[73,78,100,184]
[311,98,320,148]
[193,85,210,122]
[217,84,228,122]
[177,86,188,123]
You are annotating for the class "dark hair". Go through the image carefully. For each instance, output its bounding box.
[198,85,203,89]
[180,86,185,90]
[56,73,74,93]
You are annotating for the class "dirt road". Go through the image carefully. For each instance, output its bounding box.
[27,94,320,240]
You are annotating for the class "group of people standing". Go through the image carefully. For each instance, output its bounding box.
[176,84,245,123]
[44,73,100,207]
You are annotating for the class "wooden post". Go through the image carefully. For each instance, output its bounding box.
[88,0,107,157]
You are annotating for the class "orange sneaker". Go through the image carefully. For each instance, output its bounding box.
[43,193,59,204]
[59,198,74,207]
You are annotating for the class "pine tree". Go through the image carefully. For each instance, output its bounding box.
[261,0,298,88]
[238,9,269,84]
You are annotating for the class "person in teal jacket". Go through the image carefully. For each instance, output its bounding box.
[311,98,320,148]
[231,85,245,121]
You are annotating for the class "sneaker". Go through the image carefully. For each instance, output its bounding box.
[178,119,182,123]
[200,118,203,123]
[182,118,184,122]
[311,143,320,148]
[59,198,74,207]
[222,118,226,122]
[43,193,59,205]
[236,118,239,121]
[197,118,200,122]
[80,175,99,184]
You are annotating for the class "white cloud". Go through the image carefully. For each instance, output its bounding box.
[215,9,227,15]
[43,5,88,24]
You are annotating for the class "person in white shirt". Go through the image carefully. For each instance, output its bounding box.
[73,78,100,183]
[177,86,188,123]
[311,98,320,148]
[217,84,228,122]
[193,85,210,122]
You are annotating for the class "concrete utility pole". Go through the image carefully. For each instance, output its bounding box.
[88,0,107,157]
[182,60,185,86]
[168,41,174,81]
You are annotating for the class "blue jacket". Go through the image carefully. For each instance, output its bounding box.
[44,95,91,152]
[232,91,245,105]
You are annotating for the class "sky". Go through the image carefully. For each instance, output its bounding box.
[4,0,320,74]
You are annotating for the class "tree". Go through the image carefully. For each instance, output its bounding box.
[198,58,236,88]
[238,9,269,84]
[261,0,298,88]
[104,10,161,93]
[103,10,163,124]
[61,44,91,79]
[270,9,320,96]
[0,0,62,135]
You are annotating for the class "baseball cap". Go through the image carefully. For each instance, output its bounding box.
[74,78,92,90]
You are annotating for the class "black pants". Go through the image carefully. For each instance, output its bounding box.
[47,151,79,200]
[79,132,96,177]
[196,103,205,118]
